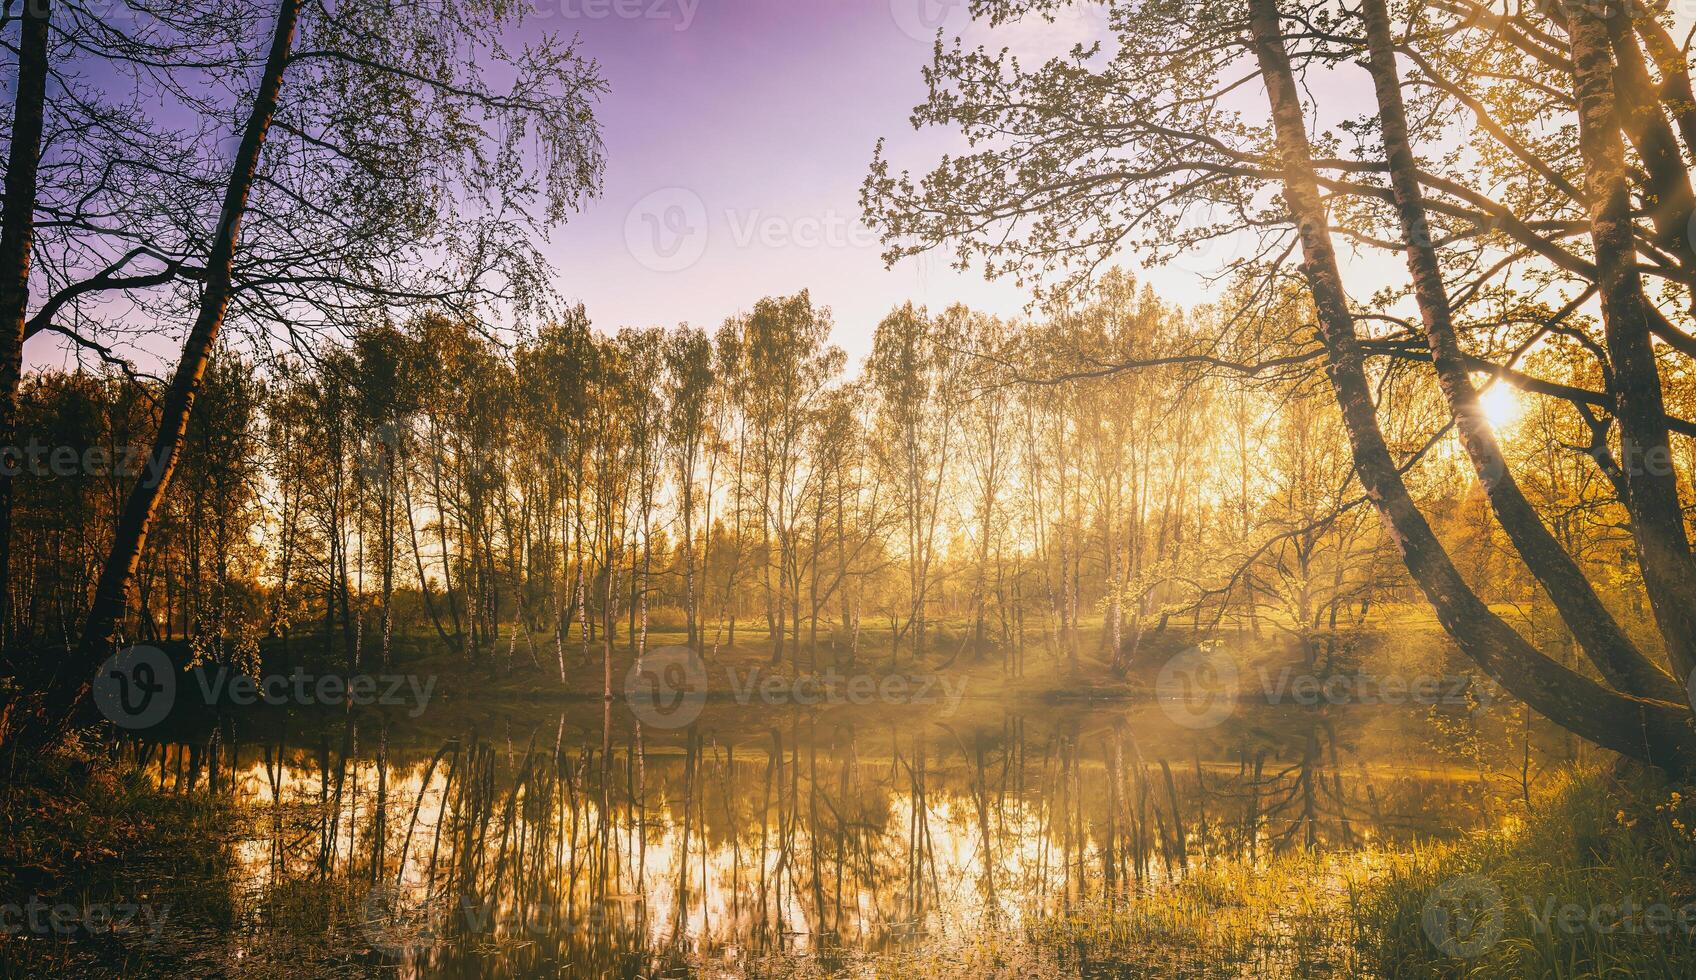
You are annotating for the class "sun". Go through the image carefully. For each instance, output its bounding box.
[1479,386,1526,430]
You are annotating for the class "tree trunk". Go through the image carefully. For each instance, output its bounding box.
[1602,12,1696,306]
[402,449,453,647]
[425,422,463,651]
[380,442,394,668]
[1247,0,1696,772]
[1634,13,1696,166]
[49,0,304,732]
[0,0,51,649]
[1361,0,1683,704]
[1567,5,1696,686]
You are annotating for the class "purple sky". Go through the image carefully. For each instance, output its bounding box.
[24,1,1212,374]
[29,2,1648,376]
[543,0,1182,365]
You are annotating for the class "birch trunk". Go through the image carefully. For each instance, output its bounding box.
[1362,0,1683,704]
[1247,0,1696,771]
[53,0,304,733]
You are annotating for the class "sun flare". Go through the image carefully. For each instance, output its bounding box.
[1479,385,1526,430]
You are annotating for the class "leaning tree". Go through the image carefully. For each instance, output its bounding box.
[864,0,1696,770]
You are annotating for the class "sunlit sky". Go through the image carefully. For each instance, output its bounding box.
[543,0,1154,367]
[11,2,1150,374]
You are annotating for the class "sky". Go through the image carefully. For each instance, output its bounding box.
[537,0,1199,367]
[30,3,1696,377]
[13,1,1272,375]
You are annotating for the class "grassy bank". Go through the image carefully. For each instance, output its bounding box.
[989,765,1696,979]
[0,740,236,978]
[1354,765,1696,978]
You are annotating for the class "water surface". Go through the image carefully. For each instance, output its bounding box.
[108,694,1506,977]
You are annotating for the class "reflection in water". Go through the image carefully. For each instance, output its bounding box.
[129,703,1486,976]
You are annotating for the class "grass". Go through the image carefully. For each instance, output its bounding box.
[0,737,229,894]
[956,848,1383,978]
[1354,764,1696,978]
[789,766,1696,979]
[717,850,1382,978]
[0,738,239,978]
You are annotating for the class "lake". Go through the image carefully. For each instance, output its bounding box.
[98,691,1517,978]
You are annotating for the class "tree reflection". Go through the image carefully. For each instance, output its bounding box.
[122,705,1487,976]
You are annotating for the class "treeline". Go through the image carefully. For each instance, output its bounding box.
[12,268,1653,686]
[0,0,607,743]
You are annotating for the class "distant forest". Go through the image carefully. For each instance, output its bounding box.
[11,269,1640,683]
